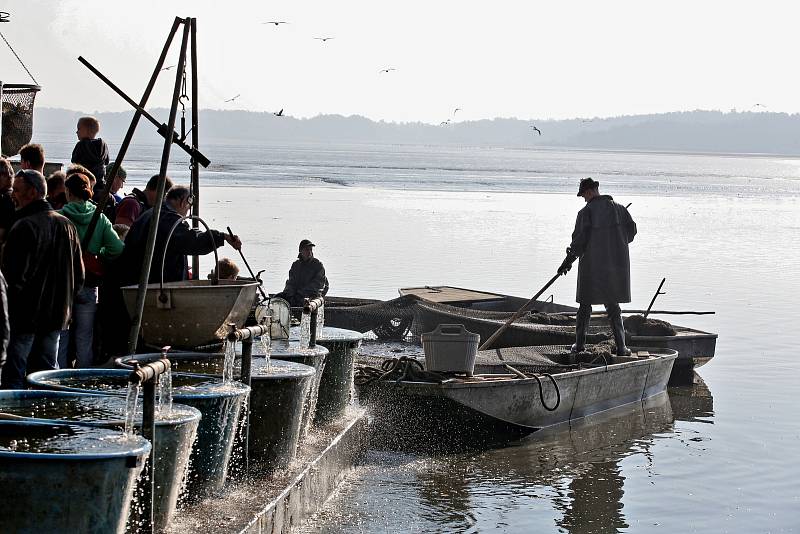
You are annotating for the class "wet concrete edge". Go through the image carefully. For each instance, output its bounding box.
[238,412,368,534]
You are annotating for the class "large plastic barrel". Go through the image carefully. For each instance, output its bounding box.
[0,419,149,534]
[0,390,200,531]
[26,369,249,500]
[269,341,328,436]
[290,326,363,424]
[116,353,315,474]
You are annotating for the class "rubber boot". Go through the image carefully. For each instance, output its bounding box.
[607,304,631,356]
[570,304,591,353]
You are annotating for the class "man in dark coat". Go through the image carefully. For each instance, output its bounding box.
[1,170,84,388]
[0,158,16,244]
[120,185,241,285]
[558,178,637,356]
[276,239,329,307]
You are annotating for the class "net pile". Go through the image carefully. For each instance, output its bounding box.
[624,314,676,336]
[2,84,39,157]
[324,294,420,339]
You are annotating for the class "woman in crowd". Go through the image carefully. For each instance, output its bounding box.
[58,173,124,368]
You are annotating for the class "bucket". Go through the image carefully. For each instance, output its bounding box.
[116,352,316,473]
[421,324,479,375]
[287,326,363,425]
[26,369,249,500]
[0,419,149,534]
[0,390,200,532]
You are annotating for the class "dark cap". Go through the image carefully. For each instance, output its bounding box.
[298,239,315,250]
[577,177,600,196]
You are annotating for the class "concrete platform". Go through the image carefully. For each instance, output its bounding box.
[166,408,367,534]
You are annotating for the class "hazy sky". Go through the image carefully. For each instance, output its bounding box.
[3,1,797,123]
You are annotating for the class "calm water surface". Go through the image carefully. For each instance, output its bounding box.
[39,136,799,532]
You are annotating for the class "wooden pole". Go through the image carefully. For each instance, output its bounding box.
[190,17,200,277]
[644,277,666,319]
[478,273,561,351]
[127,19,191,354]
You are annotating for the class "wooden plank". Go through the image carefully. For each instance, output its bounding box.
[399,285,506,304]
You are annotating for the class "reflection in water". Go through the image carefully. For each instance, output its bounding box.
[301,380,715,533]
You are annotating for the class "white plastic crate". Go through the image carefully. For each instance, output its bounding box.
[421,324,479,375]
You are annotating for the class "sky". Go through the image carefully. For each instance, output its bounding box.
[2,0,798,124]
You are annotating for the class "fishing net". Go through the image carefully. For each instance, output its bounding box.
[623,314,676,336]
[1,84,39,157]
[324,294,420,339]
[410,300,611,345]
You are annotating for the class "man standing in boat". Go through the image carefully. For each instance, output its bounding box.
[558,178,637,356]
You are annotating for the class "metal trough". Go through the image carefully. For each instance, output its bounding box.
[121,279,259,349]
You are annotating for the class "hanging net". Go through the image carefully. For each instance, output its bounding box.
[2,84,40,157]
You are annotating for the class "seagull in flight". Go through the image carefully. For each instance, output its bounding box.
[224,94,241,103]
[453,108,462,115]
[379,67,396,74]
[530,125,542,135]
[440,119,451,126]
[161,64,176,71]
[753,103,767,109]
[274,109,284,117]
[262,21,289,26]
[314,37,335,42]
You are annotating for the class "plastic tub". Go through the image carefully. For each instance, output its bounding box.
[0,419,149,533]
[26,369,249,500]
[421,324,479,375]
[0,390,200,532]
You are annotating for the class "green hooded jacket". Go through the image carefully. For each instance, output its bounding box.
[59,200,124,258]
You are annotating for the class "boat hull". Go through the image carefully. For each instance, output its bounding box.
[359,349,676,444]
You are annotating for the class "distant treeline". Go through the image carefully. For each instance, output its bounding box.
[32,108,800,155]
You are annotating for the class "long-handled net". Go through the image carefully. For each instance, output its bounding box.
[1,84,39,157]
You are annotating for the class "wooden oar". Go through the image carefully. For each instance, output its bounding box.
[478,273,562,351]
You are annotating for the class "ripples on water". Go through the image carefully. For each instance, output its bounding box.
[33,136,800,532]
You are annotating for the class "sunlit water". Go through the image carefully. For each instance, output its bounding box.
[35,136,800,532]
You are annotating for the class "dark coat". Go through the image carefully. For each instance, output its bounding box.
[121,203,226,285]
[0,271,9,369]
[71,138,110,188]
[278,256,329,306]
[1,200,85,333]
[569,195,636,304]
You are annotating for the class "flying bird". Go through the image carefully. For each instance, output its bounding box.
[224,94,241,103]
[262,21,289,26]
[530,125,542,135]
[314,37,334,42]
[440,120,451,126]
[161,64,176,71]
[274,109,284,117]
[753,103,767,109]
[379,68,396,74]
[453,108,462,115]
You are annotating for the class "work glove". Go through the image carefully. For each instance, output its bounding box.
[557,248,577,276]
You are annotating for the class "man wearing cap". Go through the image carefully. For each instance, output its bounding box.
[558,178,637,356]
[275,239,329,307]
[1,169,84,388]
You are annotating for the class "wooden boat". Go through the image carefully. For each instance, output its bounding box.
[358,347,677,449]
[401,285,717,372]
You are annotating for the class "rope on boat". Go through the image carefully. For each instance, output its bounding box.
[531,373,560,412]
[354,356,445,386]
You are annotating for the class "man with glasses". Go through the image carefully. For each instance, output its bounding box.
[120,185,241,285]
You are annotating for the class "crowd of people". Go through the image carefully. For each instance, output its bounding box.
[0,116,258,389]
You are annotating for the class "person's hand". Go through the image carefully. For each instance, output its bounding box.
[226,233,242,251]
[558,253,576,276]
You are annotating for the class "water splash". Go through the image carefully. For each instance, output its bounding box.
[259,332,272,374]
[124,382,140,437]
[316,304,325,332]
[157,366,173,417]
[223,340,237,383]
[299,312,311,348]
